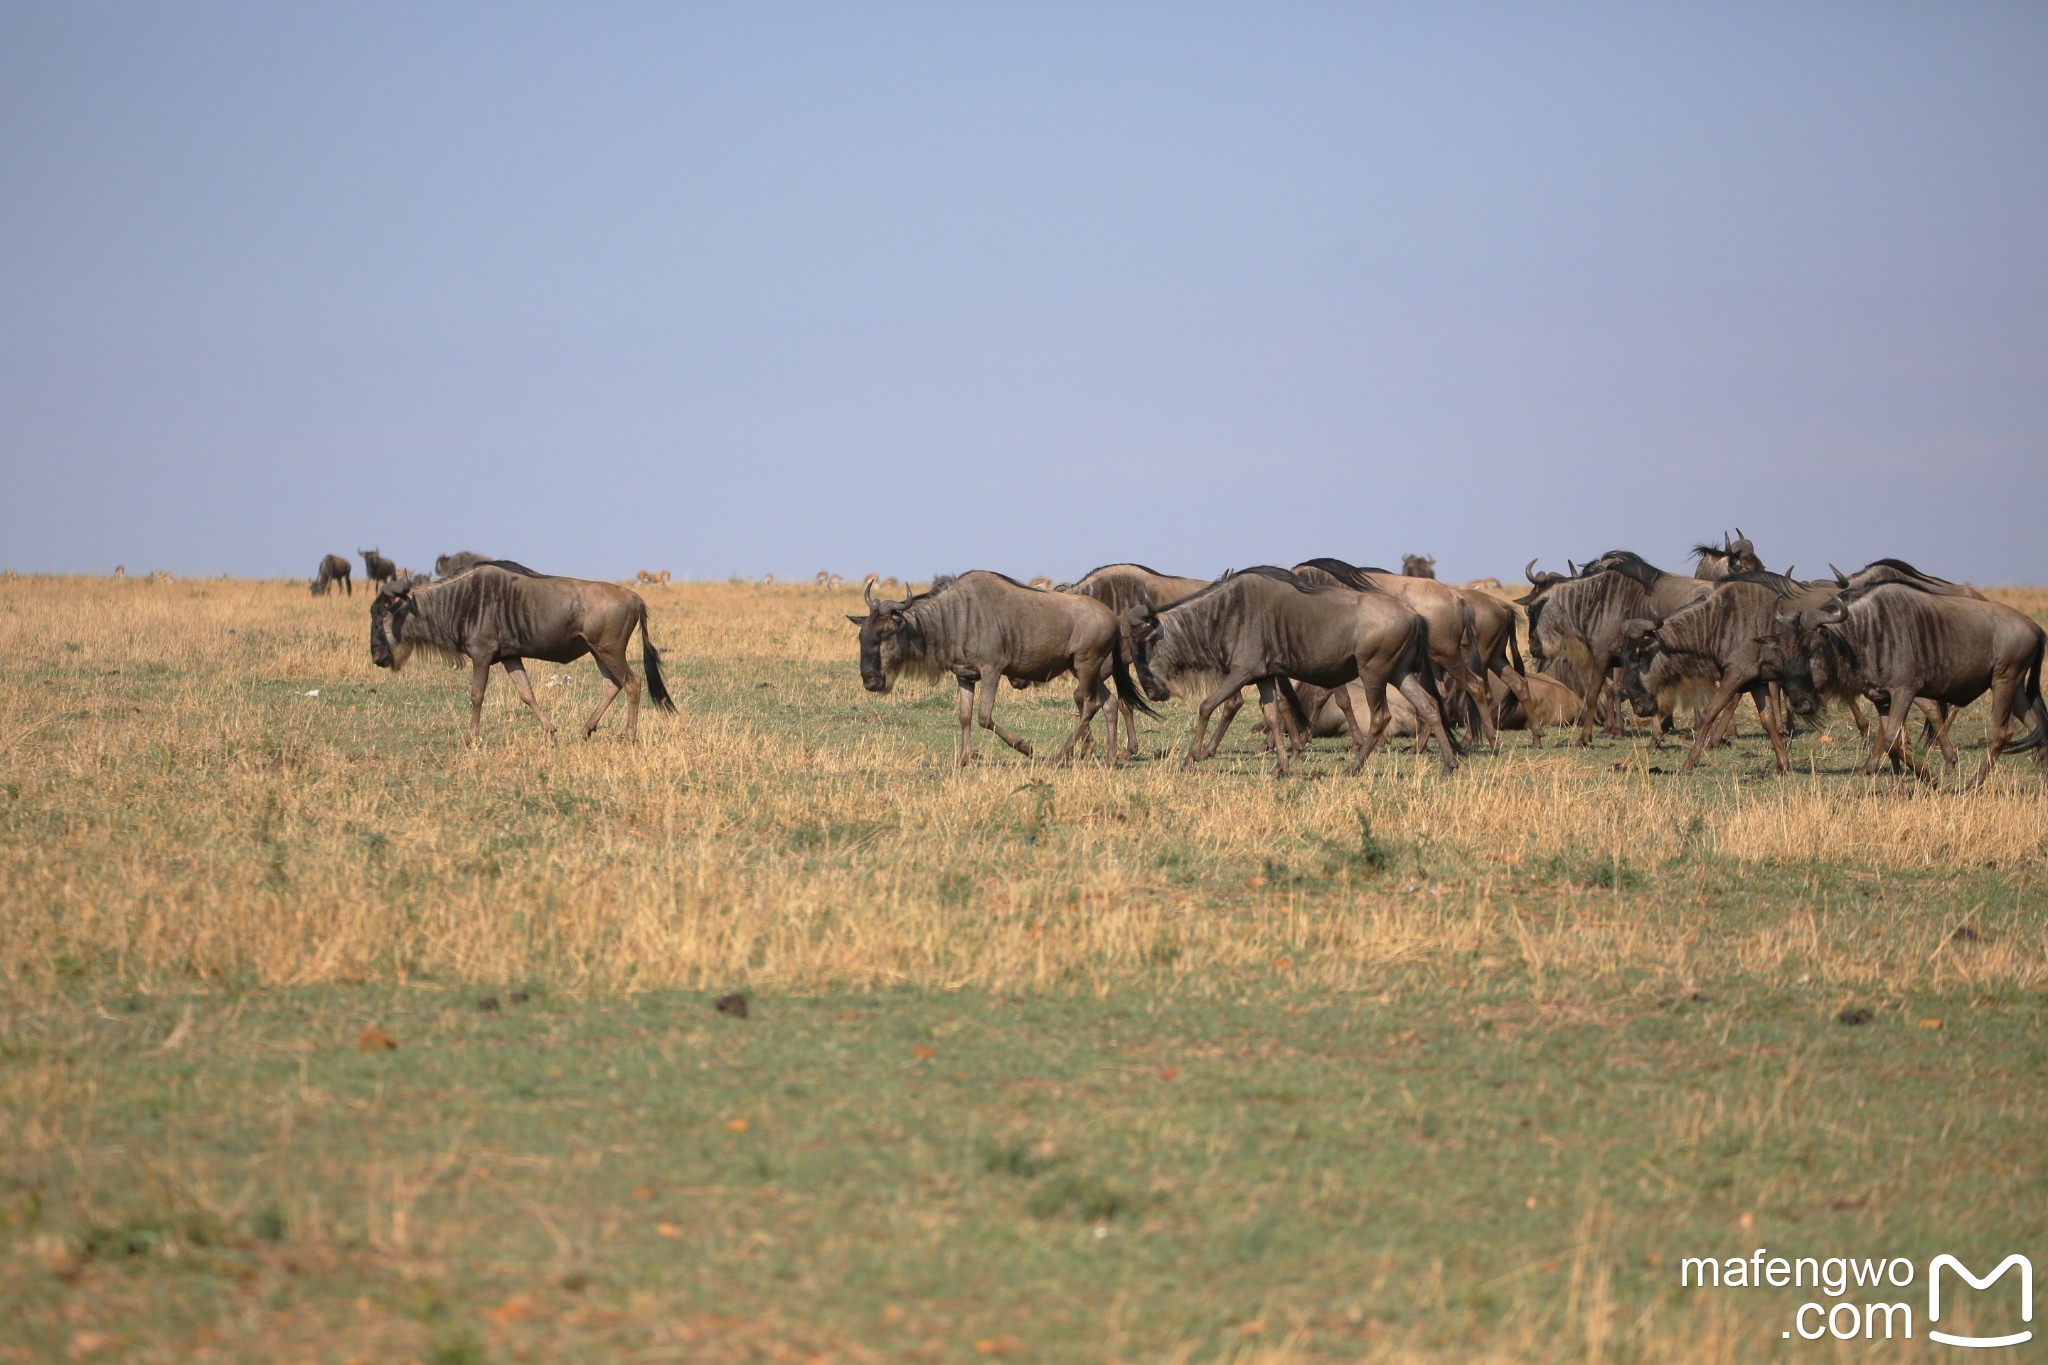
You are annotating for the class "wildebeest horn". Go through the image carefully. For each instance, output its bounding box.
[1830,564,1848,587]
[1723,530,1732,552]
[1735,527,1746,542]
[863,578,877,610]
[1567,559,1579,576]
[1524,559,1540,584]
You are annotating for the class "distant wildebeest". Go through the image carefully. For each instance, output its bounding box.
[1125,567,1455,776]
[437,551,494,579]
[1294,559,1487,751]
[360,548,396,587]
[311,553,352,597]
[847,572,1155,766]
[1616,575,1796,774]
[1764,582,2046,788]
[368,564,675,745]
[1059,564,1212,757]
[1691,530,1764,581]
[1401,554,1437,579]
[1520,553,1710,745]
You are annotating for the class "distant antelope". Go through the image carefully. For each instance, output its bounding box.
[113,565,126,578]
[1028,576,1053,590]
[762,572,775,585]
[635,569,671,584]
[149,571,172,584]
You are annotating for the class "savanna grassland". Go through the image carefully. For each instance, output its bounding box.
[1,575,2044,1362]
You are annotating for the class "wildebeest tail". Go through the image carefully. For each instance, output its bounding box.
[2007,634,2048,753]
[639,603,678,713]
[1405,619,1446,709]
[1110,651,1161,719]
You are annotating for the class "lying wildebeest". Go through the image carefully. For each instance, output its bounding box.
[311,553,351,597]
[369,564,674,745]
[1401,554,1436,579]
[437,551,494,579]
[1126,567,1454,776]
[1058,564,1212,757]
[1765,582,2047,788]
[360,548,397,586]
[1691,530,1764,581]
[848,572,1155,766]
[1520,553,1710,745]
[1616,575,1794,774]
[1295,559,1488,751]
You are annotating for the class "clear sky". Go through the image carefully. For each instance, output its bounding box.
[4,3,2044,584]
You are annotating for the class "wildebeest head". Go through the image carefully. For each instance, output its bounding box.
[1762,595,1850,717]
[1401,553,1436,579]
[1123,598,1176,703]
[369,575,424,671]
[846,580,923,693]
[1616,618,1665,717]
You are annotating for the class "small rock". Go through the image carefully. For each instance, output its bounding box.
[1836,1006,1873,1026]
[714,993,749,1019]
[478,997,501,1013]
[1951,925,1980,943]
[509,989,530,1005]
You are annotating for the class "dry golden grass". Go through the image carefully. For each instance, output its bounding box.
[1,576,2043,1001]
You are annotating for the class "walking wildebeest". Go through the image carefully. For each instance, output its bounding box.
[311,554,352,597]
[369,564,675,745]
[1294,559,1488,751]
[1520,553,1710,745]
[1125,567,1455,776]
[1764,582,2048,788]
[360,548,397,587]
[437,551,494,579]
[1059,564,1212,757]
[1691,531,1764,581]
[1616,574,1796,775]
[848,572,1155,766]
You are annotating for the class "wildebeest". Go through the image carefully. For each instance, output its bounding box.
[848,571,1155,766]
[360,548,397,587]
[1401,554,1437,579]
[437,551,495,579]
[1829,558,1986,600]
[311,553,352,597]
[1691,530,1764,581]
[1765,582,2047,788]
[1520,553,1710,744]
[1125,567,1455,776]
[369,564,674,745]
[1616,575,1795,774]
[1294,559,1488,751]
[1059,564,1212,757]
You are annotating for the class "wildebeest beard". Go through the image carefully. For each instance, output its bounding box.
[855,599,946,693]
[371,583,468,672]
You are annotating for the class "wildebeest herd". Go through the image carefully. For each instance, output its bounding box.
[311,535,2047,789]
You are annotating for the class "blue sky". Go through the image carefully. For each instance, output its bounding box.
[3,3,2043,584]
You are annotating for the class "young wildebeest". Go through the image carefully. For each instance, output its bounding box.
[369,564,674,745]
[849,572,1155,766]
[1058,563,1211,757]
[1616,575,1795,775]
[360,547,397,587]
[1766,582,2048,789]
[311,554,351,597]
[1126,567,1454,776]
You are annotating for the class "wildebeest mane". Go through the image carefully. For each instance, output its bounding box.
[1863,557,1958,587]
[1292,558,1390,595]
[1162,565,1320,610]
[1587,551,1667,589]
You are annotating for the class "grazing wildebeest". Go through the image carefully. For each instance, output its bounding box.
[437,551,495,579]
[1401,554,1437,579]
[1765,582,2047,788]
[1616,575,1795,774]
[1125,567,1455,776]
[848,572,1155,766]
[311,554,352,597]
[1691,530,1764,581]
[1059,564,1212,757]
[369,565,675,745]
[360,548,397,587]
[1520,553,1710,745]
[1294,559,1488,751]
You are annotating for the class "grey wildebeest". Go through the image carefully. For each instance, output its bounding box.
[848,571,1156,766]
[1058,564,1212,757]
[1616,574,1796,774]
[1520,553,1710,745]
[311,554,352,597]
[360,548,397,587]
[1125,567,1455,776]
[1691,531,1764,581]
[1830,558,1986,600]
[1401,554,1437,579]
[437,551,494,579]
[1765,582,2047,789]
[369,564,675,745]
[1294,559,1488,751]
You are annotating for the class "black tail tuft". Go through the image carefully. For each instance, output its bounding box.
[2007,636,2047,754]
[1111,654,1160,719]
[640,605,677,713]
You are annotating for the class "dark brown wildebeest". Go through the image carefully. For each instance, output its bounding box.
[360,548,397,587]
[437,551,494,579]
[1765,582,2047,788]
[1615,575,1796,775]
[1125,567,1455,776]
[311,554,352,596]
[1058,564,1212,757]
[369,565,675,745]
[848,571,1155,767]
[1294,559,1488,751]
[1691,530,1764,581]
[1520,553,1710,745]
[1401,554,1437,579]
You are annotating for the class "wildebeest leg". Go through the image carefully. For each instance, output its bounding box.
[1329,681,1373,775]
[956,679,976,766]
[1186,677,1253,767]
[978,675,1034,758]
[1397,672,1459,775]
[1676,677,1751,775]
[576,655,631,739]
[466,659,492,746]
[1055,664,1106,763]
[1750,683,1791,773]
[501,660,559,741]
[1574,665,1606,746]
[1253,678,1292,777]
[1863,688,1932,782]
[1915,698,1960,770]
[1966,673,2021,790]
[1197,691,1247,760]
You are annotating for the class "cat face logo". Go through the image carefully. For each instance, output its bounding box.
[1928,1254,2033,1349]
